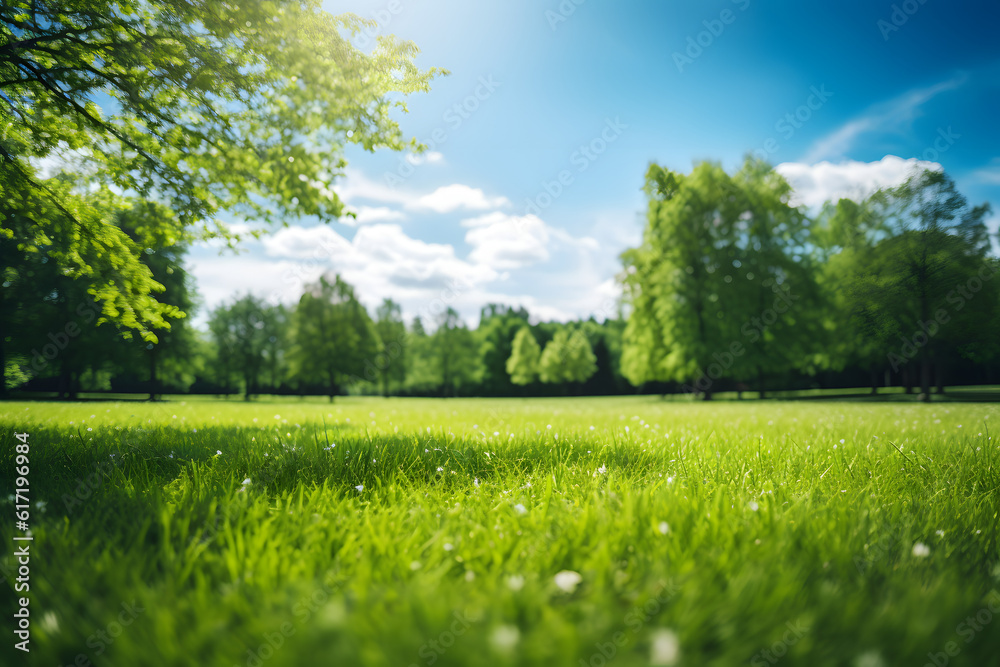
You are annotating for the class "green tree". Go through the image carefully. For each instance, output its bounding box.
[478,304,530,395]
[834,170,995,400]
[374,298,407,396]
[621,158,823,398]
[292,275,380,401]
[431,308,479,397]
[403,316,437,394]
[539,328,597,386]
[116,202,196,399]
[1,1,442,365]
[815,198,892,393]
[506,326,542,386]
[726,158,825,398]
[207,294,279,400]
[0,177,183,394]
[620,161,746,398]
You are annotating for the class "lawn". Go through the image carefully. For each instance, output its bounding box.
[2,396,999,666]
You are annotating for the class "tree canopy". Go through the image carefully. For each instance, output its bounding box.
[0,0,442,355]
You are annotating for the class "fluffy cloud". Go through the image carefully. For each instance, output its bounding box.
[462,211,600,270]
[190,167,620,328]
[462,212,552,269]
[776,155,940,209]
[336,168,417,206]
[261,223,496,291]
[413,184,511,213]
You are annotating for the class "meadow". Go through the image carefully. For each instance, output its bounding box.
[2,396,999,667]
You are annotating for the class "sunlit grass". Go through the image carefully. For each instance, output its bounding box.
[2,397,999,666]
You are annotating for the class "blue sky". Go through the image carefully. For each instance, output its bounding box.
[189,0,1000,327]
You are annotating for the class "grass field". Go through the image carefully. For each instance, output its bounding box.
[2,396,999,666]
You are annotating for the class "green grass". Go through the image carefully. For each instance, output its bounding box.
[2,396,999,667]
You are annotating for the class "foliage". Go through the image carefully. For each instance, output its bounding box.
[0,0,442,342]
[374,298,407,396]
[538,328,597,385]
[431,307,481,396]
[821,169,997,399]
[292,274,381,400]
[506,326,542,386]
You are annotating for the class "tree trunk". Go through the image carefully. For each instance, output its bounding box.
[148,349,158,401]
[935,359,945,394]
[870,367,878,395]
[757,366,766,400]
[919,358,931,402]
[903,367,913,394]
[66,369,78,401]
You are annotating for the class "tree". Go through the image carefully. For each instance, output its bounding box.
[833,169,995,400]
[1,1,442,356]
[539,328,597,386]
[506,326,541,386]
[725,158,825,399]
[116,202,196,400]
[815,198,893,394]
[478,303,530,395]
[430,308,479,397]
[0,177,183,394]
[621,161,748,398]
[374,298,406,396]
[403,316,437,395]
[207,295,278,400]
[292,275,380,401]
[621,158,823,398]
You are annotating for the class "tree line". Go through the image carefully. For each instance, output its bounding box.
[621,158,999,401]
[5,159,1000,401]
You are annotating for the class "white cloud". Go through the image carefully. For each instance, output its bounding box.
[258,223,496,308]
[187,255,327,319]
[261,224,353,260]
[344,206,406,225]
[336,167,419,206]
[190,167,624,328]
[406,151,445,165]
[776,155,941,209]
[801,74,967,163]
[335,170,509,217]
[463,213,552,269]
[461,211,601,270]
[413,184,511,213]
